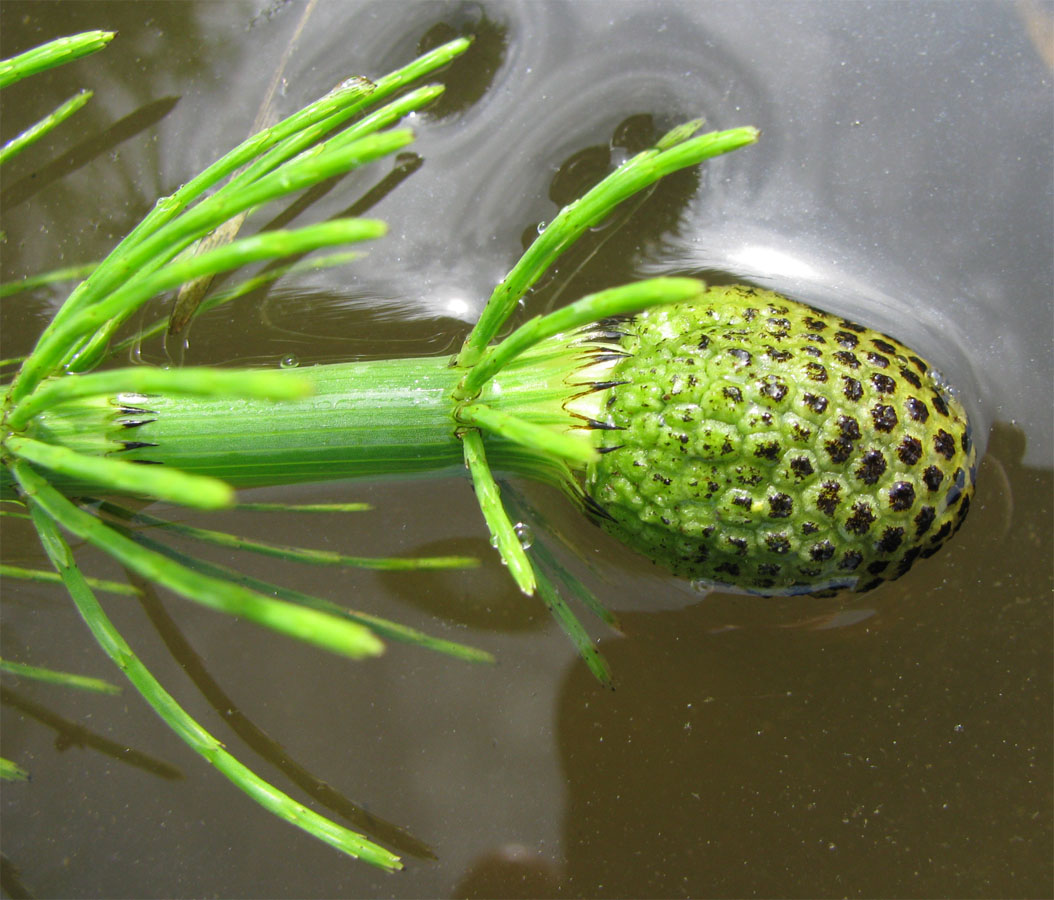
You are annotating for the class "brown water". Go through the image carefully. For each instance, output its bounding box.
[1,2,1051,897]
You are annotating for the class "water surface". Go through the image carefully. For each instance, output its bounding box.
[1,2,1051,897]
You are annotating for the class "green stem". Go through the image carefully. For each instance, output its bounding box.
[114,357,468,487]
[15,354,583,493]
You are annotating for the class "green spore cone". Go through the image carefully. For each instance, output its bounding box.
[578,284,976,595]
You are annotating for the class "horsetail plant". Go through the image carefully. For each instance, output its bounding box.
[1,30,976,870]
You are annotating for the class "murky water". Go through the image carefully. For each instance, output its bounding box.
[1,2,1051,897]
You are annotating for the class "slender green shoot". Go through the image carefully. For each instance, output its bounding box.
[135,36,467,257]
[0,262,97,298]
[12,132,401,400]
[0,658,121,694]
[229,84,443,205]
[101,504,478,571]
[456,124,759,368]
[457,277,705,398]
[8,366,313,430]
[4,435,237,511]
[458,402,598,466]
[116,515,494,665]
[461,429,536,595]
[58,138,402,372]
[109,252,360,356]
[25,215,391,394]
[167,84,445,333]
[506,499,620,630]
[0,89,93,164]
[533,560,612,686]
[24,500,402,869]
[236,502,372,513]
[11,460,385,660]
[503,488,619,678]
[546,549,620,630]
[0,563,140,596]
[0,31,114,88]
[1,758,29,781]
[370,37,472,99]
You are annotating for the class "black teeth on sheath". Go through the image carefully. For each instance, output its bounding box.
[580,329,630,344]
[595,314,635,329]
[581,493,615,521]
[581,417,623,431]
[580,350,631,364]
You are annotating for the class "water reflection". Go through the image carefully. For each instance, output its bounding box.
[418,13,509,119]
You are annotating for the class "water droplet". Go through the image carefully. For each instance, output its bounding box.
[926,366,959,400]
[689,579,714,596]
[514,522,534,549]
[279,354,300,369]
[536,221,547,234]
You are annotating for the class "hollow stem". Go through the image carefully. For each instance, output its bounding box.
[7,350,591,497]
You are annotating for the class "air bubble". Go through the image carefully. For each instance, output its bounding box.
[926,366,959,400]
[514,522,534,549]
[279,354,300,369]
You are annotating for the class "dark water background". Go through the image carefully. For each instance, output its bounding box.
[1,2,1051,897]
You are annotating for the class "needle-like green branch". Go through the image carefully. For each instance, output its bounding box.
[10,460,386,659]
[455,124,758,368]
[0,89,93,164]
[23,498,402,869]
[461,429,536,595]
[0,31,114,88]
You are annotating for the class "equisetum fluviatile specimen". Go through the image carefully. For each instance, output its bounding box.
[0,30,976,869]
[45,280,974,598]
